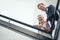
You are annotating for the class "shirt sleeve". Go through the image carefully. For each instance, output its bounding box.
[46,23,50,28]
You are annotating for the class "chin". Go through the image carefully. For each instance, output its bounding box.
[42,10,44,11]
[42,10,45,11]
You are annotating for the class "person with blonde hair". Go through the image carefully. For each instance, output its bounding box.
[35,15,51,31]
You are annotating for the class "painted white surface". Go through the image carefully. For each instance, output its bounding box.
[0,26,34,40]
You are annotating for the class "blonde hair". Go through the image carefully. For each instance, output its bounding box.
[37,15,44,18]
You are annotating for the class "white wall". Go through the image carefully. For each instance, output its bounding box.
[0,26,34,40]
[0,0,36,25]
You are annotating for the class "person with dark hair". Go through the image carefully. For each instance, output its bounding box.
[37,3,59,34]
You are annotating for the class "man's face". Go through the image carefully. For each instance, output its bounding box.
[38,5,46,11]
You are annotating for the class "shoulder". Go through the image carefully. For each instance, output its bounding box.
[48,5,55,9]
[49,5,54,6]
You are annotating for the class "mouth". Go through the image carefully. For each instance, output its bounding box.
[39,19,43,21]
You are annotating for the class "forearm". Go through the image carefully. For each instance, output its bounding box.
[43,27,51,31]
[42,26,48,30]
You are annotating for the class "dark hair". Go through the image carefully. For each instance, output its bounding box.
[37,3,44,8]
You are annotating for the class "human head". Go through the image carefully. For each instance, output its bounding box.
[37,15,44,22]
[37,3,46,11]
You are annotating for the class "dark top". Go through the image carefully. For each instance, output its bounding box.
[46,5,59,21]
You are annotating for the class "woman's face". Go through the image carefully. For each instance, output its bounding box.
[38,16,44,22]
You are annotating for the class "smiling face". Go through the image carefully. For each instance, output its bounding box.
[37,3,46,11]
[38,15,44,22]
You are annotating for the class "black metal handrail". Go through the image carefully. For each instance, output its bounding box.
[0,14,51,34]
[56,0,60,10]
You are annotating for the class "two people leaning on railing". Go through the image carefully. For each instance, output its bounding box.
[35,3,60,34]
